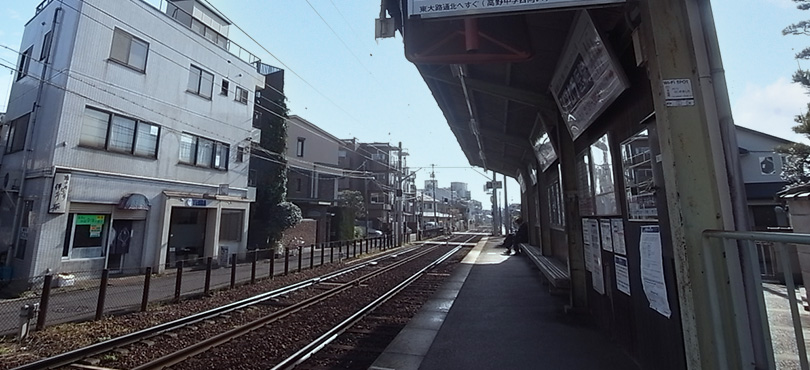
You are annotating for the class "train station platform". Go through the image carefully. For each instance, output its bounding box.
[370,236,640,370]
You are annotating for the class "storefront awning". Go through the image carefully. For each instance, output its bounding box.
[118,193,150,210]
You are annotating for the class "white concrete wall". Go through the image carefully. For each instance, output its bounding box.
[2,0,263,279]
[286,115,341,166]
[735,127,789,184]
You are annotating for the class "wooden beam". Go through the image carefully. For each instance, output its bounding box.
[426,73,557,114]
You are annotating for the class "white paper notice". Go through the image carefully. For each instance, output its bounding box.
[592,253,605,295]
[589,219,605,295]
[582,219,593,272]
[640,225,671,318]
[611,219,626,255]
[600,219,613,252]
[615,255,631,296]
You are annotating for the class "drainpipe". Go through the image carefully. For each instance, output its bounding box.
[8,6,62,268]
[687,1,771,368]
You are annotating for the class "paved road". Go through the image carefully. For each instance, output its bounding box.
[762,283,810,369]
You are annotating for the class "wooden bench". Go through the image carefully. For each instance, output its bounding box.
[519,243,570,292]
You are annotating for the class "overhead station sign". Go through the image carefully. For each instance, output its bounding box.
[409,0,625,18]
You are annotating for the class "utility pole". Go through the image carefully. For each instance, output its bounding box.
[431,164,437,225]
[503,173,509,234]
[363,160,369,236]
[491,171,499,235]
[396,142,403,245]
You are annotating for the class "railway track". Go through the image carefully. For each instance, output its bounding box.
[11,233,483,370]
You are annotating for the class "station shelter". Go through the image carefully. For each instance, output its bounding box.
[379,1,774,369]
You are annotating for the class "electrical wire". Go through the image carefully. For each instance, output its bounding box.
[82,0,401,170]
[0,59,377,185]
[3,1,408,180]
[303,0,377,81]
[199,0,366,126]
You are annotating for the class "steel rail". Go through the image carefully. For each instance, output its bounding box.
[131,244,448,370]
[272,233,480,370]
[11,243,427,370]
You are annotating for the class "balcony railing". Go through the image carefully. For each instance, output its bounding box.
[156,0,260,66]
[35,0,54,16]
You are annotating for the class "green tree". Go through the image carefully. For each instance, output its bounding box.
[266,201,302,242]
[780,2,810,186]
[248,71,297,248]
[337,190,366,218]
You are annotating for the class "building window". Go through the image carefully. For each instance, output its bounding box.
[296,138,305,157]
[196,137,214,168]
[221,79,229,96]
[109,28,149,72]
[40,30,52,61]
[187,65,214,99]
[213,142,229,170]
[5,113,31,154]
[190,18,227,49]
[17,46,32,80]
[179,133,195,164]
[548,165,565,229]
[62,214,109,259]
[760,156,776,175]
[178,132,229,170]
[235,86,248,104]
[296,178,302,192]
[79,107,160,158]
[237,146,248,162]
[371,193,383,204]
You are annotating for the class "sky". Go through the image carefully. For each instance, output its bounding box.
[0,0,808,209]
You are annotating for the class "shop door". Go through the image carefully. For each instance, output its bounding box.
[107,220,133,273]
[167,208,208,266]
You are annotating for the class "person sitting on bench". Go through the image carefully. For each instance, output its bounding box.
[505,217,528,255]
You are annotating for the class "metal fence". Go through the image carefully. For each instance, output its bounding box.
[703,230,810,370]
[0,235,404,338]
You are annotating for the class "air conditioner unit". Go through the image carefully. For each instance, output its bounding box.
[2,172,21,191]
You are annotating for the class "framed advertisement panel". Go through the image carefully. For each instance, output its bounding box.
[531,130,557,172]
[549,11,629,141]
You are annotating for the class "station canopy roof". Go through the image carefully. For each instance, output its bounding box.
[382,1,630,177]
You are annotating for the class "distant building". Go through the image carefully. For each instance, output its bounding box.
[285,115,342,243]
[451,181,471,200]
[735,126,792,229]
[0,0,263,280]
[338,140,405,232]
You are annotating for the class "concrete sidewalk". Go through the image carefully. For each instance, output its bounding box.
[371,237,639,370]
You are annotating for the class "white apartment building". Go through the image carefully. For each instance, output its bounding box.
[0,0,264,280]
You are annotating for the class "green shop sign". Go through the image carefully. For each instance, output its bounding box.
[76,215,105,225]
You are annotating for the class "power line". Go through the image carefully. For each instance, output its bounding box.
[3,1,405,177]
[200,0,366,126]
[0,59,374,185]
[304,0,377,80]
